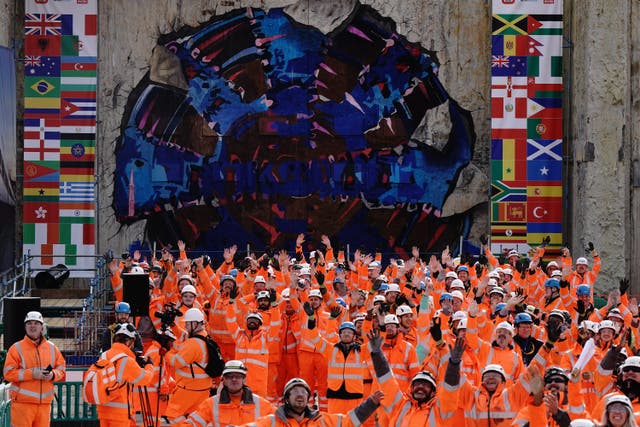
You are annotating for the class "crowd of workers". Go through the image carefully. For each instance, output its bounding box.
[5,234,640,427]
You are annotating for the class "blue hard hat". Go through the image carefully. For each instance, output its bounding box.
[494,302,507,314]
[339,321,356,333]
[440,292,453,301]
[457,266,469,273]
[544,278,560,289]
[115,301,131,314]
[514,312,533,325]
[576,284,591,296]
[335,298,347,308]
[378,282,389,292]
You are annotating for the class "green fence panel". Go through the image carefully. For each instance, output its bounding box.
[51,382,97,421]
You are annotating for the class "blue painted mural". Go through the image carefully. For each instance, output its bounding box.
[114,4,477,255]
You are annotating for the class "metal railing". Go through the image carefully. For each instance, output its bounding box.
[74,254,112,355]
[0,252,32,320]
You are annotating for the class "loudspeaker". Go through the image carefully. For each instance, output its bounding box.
[3,297,41,350]
[34,263,69,289]
[122,273,150,317]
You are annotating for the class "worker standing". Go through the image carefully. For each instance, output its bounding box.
[3,311,66,427]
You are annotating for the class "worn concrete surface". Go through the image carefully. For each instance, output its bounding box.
[2,0,637,291]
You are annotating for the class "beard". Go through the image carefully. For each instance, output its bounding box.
[247,322,260,331]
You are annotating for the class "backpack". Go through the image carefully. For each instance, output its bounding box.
[192,335,225,378]
[82,353,128,404]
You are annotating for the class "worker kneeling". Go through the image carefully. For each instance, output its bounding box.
[236,378,382,426]
[186,360,275,426]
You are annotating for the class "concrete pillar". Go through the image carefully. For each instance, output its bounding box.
[568,0,634,291]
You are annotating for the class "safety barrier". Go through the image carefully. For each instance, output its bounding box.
[51,382,97,421]
[0,381,99,424]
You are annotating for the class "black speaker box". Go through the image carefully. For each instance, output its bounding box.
[122,273,150,317]
[3,297,41,350]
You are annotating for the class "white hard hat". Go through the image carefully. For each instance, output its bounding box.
[605,393,632,410]
[256,290,270,300]
[114,323,137,339]
[551,270,562,278]
[373,295,386,304]
[385,283,401,294]
[283,378,311,398]
[384,314,400,325]
[489,286,505,296]
[183,308,204,323]
[254,275,266,284]
[281,288,291,300]
[599,320,616,331]
[411,371,437,388]
[488,271,500,279]
[181,284,197,296]
[222,360,248,376]
[247,312,263,324]
[576,257,588,266]
[456,318,468,330]
[495,321,514,336]
[507,250,519,258]
[396,305,413,317]
[569,420,596,427]
[445,271,458,279]
[308,289,322,299]
[177,274,194,285]
[354,313,366,323]
[452,311,467,322]
[482,364,506,379]
[24,311,44,324]
[299,267,311,276]
[451,290,464,301]
[129,266,145,274]
[502,268,513,276]
[546,261,559,269]
[450,279,465,290]
[620,356,640,371]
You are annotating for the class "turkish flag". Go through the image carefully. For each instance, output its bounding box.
[527,198,562,223]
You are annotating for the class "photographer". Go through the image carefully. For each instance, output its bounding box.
[96,323,154,427]
[101,301,143,353]
[134,328,176,426]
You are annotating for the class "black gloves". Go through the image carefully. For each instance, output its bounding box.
[314,271,325,286]
[620,279,630,296]
[541,235,551,247]
[229,285,239,301]
[430,317,442,342]
[330,306,342,319]
[450,336,465,364]
[202,255,211,268]
[396,294,409,307]
[559,280,569,289]
[372,279,383,291]
[585,242,595,252]
[303,301,315,317]
[269,288,277,303]
[479,235,488,245]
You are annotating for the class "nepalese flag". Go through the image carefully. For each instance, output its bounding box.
[25,13,62,35]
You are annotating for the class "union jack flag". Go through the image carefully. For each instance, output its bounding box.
[492,55,510,68]
[25,14,62,36]
[24,56,41,67]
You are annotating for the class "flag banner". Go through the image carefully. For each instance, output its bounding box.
[491,0,563,256]
[23,0,96,277]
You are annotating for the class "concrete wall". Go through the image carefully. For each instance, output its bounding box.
[4,0,637,291]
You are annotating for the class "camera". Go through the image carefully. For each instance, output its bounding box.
[154,303,183,327]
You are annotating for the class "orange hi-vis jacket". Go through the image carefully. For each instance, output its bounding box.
[305,326,370,397]
[375,365,460,426]
[380,337,419,390]
[3,335,66,404]
[241,405,366,427]
[186,386,275,427]
[563,255,601,289]
[167,330,214,392]
[475,341,524,383]
[299,309,338,353]
[138,340,174,395]
[226,305,273,397]
[457,375,532,427]
[208,292,236,346]
[96,342,155,419]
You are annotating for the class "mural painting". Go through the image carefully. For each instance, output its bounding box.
[114,3,479,256]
